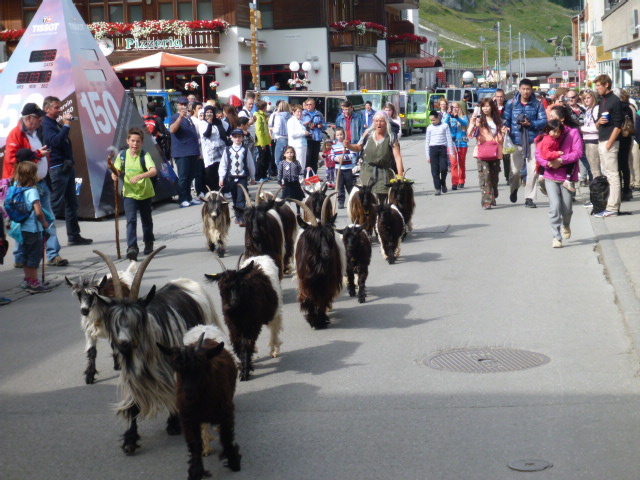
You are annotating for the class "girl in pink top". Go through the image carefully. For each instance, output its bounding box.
[536,119,575,192]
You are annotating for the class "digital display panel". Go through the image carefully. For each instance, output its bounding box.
[16,70,52,84]
[29,49,57,63]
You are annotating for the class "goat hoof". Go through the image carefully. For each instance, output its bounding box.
[358,296,366,304]
[84,373,96,384]
[207,242,216,252]
[122,442,139,455]
[348,289,356,297]
[270,347,280,358]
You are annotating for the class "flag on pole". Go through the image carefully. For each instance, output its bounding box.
[438,47,444,52]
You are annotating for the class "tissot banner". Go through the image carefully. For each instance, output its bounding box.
[0,0,176,218]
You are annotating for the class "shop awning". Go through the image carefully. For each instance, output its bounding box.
[358,55,387,73]
[406,56,443,69]
[114,52,225,72]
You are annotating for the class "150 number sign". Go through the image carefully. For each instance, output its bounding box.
[79,91,119,135]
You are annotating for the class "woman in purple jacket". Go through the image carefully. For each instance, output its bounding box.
[536,105,584,248]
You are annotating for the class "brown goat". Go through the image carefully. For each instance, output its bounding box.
[347,178,378,238]
[158,330,241,480]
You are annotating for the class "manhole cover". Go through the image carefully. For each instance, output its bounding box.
[508,459,553,472]
[424,348,550,373]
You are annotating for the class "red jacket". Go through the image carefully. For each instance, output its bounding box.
[2,121,43,179]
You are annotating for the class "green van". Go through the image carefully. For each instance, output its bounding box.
[406,91,446,132]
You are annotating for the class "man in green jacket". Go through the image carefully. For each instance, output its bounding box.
[254,100,273,182]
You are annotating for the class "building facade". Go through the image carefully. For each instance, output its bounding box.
[1,0,437,99]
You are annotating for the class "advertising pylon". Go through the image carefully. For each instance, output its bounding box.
[0,0,176,218]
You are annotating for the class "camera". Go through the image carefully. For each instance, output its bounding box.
[561,96,568,103]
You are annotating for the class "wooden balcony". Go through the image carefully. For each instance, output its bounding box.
[329,29,379,54]
[385,0,420,10]
[110,30,221,59]
[388,41,422,58]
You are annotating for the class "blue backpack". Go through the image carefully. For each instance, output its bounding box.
[119,149,158,186]
[4,185,34,223]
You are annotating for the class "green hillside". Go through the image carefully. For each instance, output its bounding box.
[420,0,578,67]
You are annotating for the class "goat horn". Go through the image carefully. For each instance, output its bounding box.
[90,272,97,285]
[237,183,253,208]
[206,185,212,193]
[289,199,317,226]
[216,190,225,200]
[256,182,265,205]
[129,245,167,301]
[196,331,206,351]
[321,192,337,225]
[93,250,124,299]
[272,186,283,200]
[236,252,244,270]
[403,167,411,178]
[387,168,397,180]
[214,255,227,272]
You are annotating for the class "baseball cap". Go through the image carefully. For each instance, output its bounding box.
[230,128,244,137]
[176,96,189,104]
[16,148,37,162]
[21,103,46,117]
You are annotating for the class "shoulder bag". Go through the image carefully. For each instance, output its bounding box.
[477,130,500,161]
[622,114,636,137]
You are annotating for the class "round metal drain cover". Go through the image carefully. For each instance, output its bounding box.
[424,348,550,373]
[508,459,553,472]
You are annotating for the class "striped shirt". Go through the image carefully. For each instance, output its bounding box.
[330,142,357,170]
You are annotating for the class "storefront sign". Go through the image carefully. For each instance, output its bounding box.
[620,59,632,70]
[389,62,401,74]
[125,37,184,50]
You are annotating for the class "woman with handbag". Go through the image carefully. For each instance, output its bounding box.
[538,105,584,248]
[468,98,505,209]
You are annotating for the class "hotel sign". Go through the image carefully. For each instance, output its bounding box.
[125,37,184,50]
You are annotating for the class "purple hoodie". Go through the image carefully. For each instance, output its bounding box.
[536,125,583,182]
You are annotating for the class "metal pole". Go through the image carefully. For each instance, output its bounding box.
[496,22,501,89]
[509,25,513,88]
[523,37,527,78]
[518,32,522,81]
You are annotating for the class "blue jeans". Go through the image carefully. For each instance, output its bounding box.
[274,137,288,172]
[14,180,61,263]
[49,165,81,240]
[175,155,200,203]
[124,196,154,250]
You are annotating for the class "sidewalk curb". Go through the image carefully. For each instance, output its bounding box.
[591,216,640,369]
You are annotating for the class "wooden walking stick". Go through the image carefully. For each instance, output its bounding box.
[333,151,346,216]
[107,147,121,259]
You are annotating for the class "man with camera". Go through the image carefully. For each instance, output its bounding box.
[42,96,93,246]
[504,78,548,208]
[302,98,326,174]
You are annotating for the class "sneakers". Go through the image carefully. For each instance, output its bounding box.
[126,247,139,261]
[143,242,154,255]
[583,202,593,208]
[68,235,93,245]
[509,190,518,203]
[338,203,345,209]
[452,185,458,191]
[21,279,50,290]
[525,199,537,208]
[190,198,202,206]
[48,256,69,267]
[562,225,571,239]
[594,209,618,218]
[562,180,576,193]
[179,201,191,208]
[459,184,465,189]
[25,280,52,294]
[552,238,563,248]
[434,190,441,196]
[441,185,448,193]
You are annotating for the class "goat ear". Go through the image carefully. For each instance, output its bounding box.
[204,273,221,282]
[384,183,393,188]
[321,182,328,193]
[296,215,310,229]
[98,275,108,289]
[335,227,344,234]
[156,342,174,357]
[326,213,338,225]
[95,294,114,307]
[239,260,255,275]
[206,342,225,359]
[141,285,156,305]
[64,276,74,288]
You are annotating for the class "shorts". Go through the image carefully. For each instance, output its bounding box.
[22,231,44,268]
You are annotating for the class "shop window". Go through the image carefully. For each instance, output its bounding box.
[159,3,175,20]
[90,6,105,22]
[128,4,143,22]
[197,1,213,20]
[178,1,194,21]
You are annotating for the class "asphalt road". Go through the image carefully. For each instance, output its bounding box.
[2,133,639,479]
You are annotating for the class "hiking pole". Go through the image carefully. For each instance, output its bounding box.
[333,152,346,216]
[42,230,46,284]
[107,147,121,259]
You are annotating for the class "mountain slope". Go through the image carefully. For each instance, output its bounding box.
[420,0,578,66]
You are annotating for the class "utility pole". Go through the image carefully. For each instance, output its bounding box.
[249,1,261,94]
[523,37,527,78]
[496,22,501,89]
[508,24,513,88]
[518,32,522,81]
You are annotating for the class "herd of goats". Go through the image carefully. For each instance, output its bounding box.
[64,175,416,480]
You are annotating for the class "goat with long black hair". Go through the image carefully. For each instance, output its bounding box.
[94,246,222,455]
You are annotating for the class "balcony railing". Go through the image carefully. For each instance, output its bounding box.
[111,30,221,56]
[388,41,422,58]
[329,29,379,54]
[385,0,420,10]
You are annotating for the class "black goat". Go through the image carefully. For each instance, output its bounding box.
[290,195,346,329]
[205,255,283,381]
[347,178,378,238]
[158,328,241,480]
[386,171,415,238]
[375,201,405,264]
[336,224,372,303]
[94,247,221,455]
[257,185,298,275]
[238,184,285,280]
[201,189,231,256]
[303,181,332,223]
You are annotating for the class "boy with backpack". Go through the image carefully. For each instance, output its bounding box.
[7,161,52,293]
[111,127,157,261]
